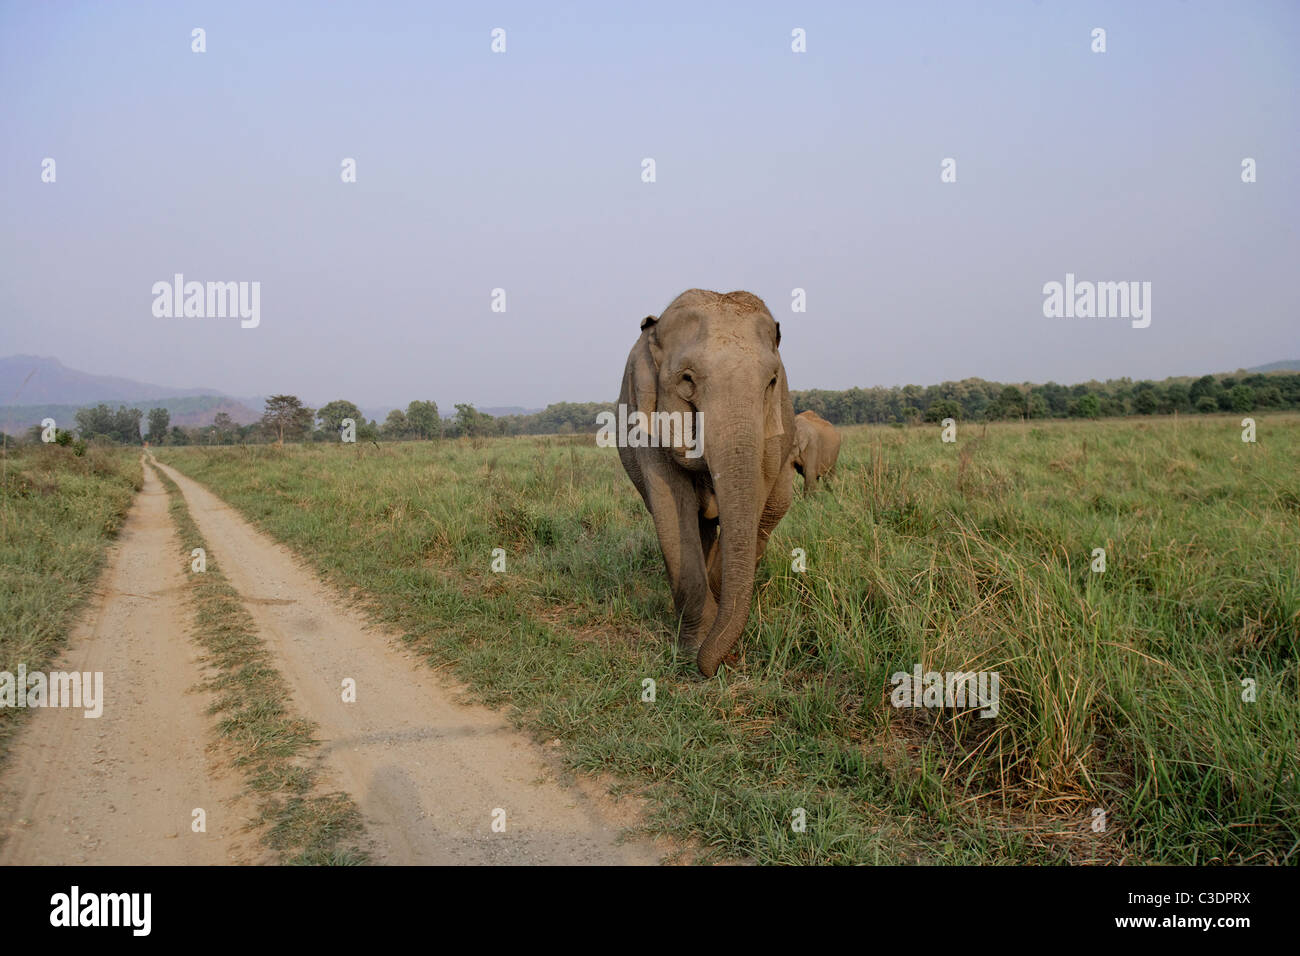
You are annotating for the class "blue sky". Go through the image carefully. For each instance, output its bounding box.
[1,1,1296,408]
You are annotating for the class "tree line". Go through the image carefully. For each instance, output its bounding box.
[789,371,1300,426]
[13,370,1300,446]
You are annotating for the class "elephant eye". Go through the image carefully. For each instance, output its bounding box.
[769,375,778,388]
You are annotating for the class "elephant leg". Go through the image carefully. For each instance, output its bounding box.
[643,461,714,653]
[700,515,722,603]
[756,459,795,567]
[802,447,819,495]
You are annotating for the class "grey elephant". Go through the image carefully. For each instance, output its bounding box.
[617,289,795,677]
[790,410,841,495]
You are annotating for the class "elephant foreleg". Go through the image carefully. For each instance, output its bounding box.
[644,463,715,654]
[700,515,721,603]
[756,459,795,566]
[802,447,819,495]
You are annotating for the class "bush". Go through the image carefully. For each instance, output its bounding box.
[1229,384,1255,413]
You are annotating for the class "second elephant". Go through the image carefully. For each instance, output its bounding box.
[790,410,841,494]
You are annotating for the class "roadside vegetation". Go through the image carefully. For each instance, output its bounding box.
[0,442,140,766]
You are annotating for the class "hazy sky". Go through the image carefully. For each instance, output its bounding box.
[2,1,1297,409]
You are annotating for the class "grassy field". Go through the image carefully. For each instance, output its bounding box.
[157,413,1300,864]
[0,443,141,764]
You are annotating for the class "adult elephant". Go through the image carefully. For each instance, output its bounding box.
[790,410,841,495]
[617,289,795,677]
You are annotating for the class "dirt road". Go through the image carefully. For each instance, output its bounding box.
[137,459,662,864]
[0,462,255,864]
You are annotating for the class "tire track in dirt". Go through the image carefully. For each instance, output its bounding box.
[151,458,664,865]
[0,461,256,865]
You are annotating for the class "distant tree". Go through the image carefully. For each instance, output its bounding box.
[924,399,961,423]
[147,407,170,443]
[212,412,236,443]
[1132,381,1160,414]
[1163,383,1190,412]
[1229,384,1255,412]
[261,395,315,444]
[1038,382,1069,417]
[1189,375,1219,406]
[357,419,380,442]
[75,404,116,440]
[317,400,364,437]
[406,400,441,439]
[998,385,1027,418]
[168,425,191,445]
[454,403,492,437]
[1195,396,1219,414]
[118,406,143,443]
[1072,394,1101,418]
[74,404,142,443]
[382,409,409,439]
[1255,385,1283,408]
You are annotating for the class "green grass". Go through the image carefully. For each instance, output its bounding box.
[156,413,1300,864]
[0,443,141,767]
[151,461,368,865]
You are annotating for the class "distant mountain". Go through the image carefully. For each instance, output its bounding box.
[0,355,259,431]
[0,354,229,405]
[1246,359,1300,373]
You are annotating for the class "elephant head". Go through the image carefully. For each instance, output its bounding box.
[617,289,795,676]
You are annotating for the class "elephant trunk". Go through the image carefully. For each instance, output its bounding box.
[696,410,763,677]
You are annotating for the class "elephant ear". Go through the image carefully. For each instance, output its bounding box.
[628,316,659,416]
[764,366,786,439]
[765,323,784,438]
